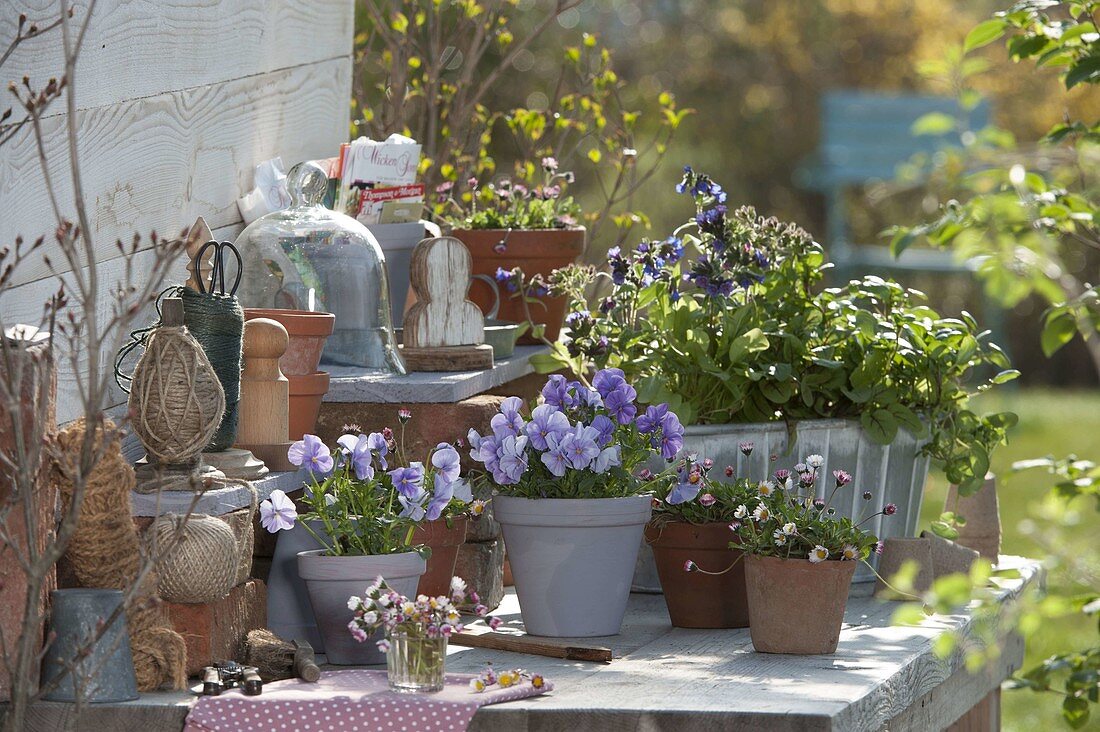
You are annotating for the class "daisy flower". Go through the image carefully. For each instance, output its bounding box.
[470,499,488,517]
[841,544,859,560]
[733,504,748,519]
[470,678,486,692]
[757,480,776,497]
[772,530,788,547]
[781,522,797,536]
[751,503,771,522]
[805,454,824,469]
[809,545,829,563]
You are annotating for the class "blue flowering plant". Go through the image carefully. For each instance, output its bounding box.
[466,369,686,499]
[541,167,1018,494]
[258,418,472,556]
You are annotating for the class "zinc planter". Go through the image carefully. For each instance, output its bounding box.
[412,516,469,598]
[645,521,749,629]
[634,419,929,587]
[744,555,857,655]
[452,228,585,343]
[494,495,651,637]
[268,520,326,651]
[297,550,426,665]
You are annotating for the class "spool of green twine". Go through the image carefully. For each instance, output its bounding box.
[179,287,244,452]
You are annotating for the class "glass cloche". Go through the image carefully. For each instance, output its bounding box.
[235,162,406,374]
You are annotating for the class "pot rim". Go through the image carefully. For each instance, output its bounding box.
[492,493,652,528]
[287,371,331,394]
[244,308,336,336]
[296,548,427,580]
[644,519,744,547]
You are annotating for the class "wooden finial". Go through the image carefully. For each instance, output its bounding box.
[235,318,293,472]
[184,217,215,291]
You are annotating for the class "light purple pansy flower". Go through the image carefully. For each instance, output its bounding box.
[541,433,571,477]
[398,487,427,521]
[259,489,298,532]
[389,462,424,498]
[592,368,627,398]
[366,431,388,469]
[592,445,621,474]
[491,396,526,440]
[288,434,334,474]
[541,374,570,407]
[636,403,669,435]
[603,385,637,424]
[525,403,571,450]
[668,471,703,504]
[496,435,529,484]
[658,410,685,461]
[337,433,376,481]
[426,475,454,521]
[431,443,461,485]
[564,424,601,470]
[590,414,615,447]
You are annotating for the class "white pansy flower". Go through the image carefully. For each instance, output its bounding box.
[809,545,829,563]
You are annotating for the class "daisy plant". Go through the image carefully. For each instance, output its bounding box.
[467,369,686,499]
[718,452,892,564]
[258,416,472,556]
[649,441,761,526]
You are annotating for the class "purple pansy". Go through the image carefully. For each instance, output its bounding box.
[592,445,621,474]
[540,433,571,477]
[431,443,461,485]
[491,396,525,440]
[541,374,570,408]
[426,475,455,521]
[564,424,601,470]
[592,368,626,398]
[366,431,389,469]
[658,410,685,460]
[337,433,376,481]
[389,462,424,498]
[288,434,334,475]
[668,470,703,505]
[637,403,669,435]
[398,487,427,521]
[525,403,570,451]
[590,414,615,447]
[496,435,529,484]
[259,489,298,532]
[604,385,637,424]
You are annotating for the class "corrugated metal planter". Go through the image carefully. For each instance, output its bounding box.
[634,419,930,586]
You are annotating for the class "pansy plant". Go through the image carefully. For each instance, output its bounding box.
[467,370,686,499]
[258,412,473,556]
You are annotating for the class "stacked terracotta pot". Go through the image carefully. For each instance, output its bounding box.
[243,309,335,440]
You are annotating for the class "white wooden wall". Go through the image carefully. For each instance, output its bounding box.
[0,0,354,422]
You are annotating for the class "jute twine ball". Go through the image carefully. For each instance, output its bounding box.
[149,513,238,604]
[128,325,225,465]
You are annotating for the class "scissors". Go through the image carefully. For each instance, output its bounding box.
[194,240,243,297]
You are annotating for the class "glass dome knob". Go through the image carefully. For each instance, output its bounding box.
[286,162,329,207]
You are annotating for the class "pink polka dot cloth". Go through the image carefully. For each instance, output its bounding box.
[183,669,553,732]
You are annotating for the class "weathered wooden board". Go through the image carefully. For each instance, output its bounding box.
[19,558,1042,732]
[0,56,350,288]
[1,0,352,115]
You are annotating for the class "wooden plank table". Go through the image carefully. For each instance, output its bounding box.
[24,557,1041,732]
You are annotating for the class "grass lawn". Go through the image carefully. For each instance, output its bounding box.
[919,388,1100,731]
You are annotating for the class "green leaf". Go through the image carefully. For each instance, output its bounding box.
[964,19,1007,52]
[728,328,769,364]
[1063,696,1091,729]
[1066,55,1100,89]
[911,112,956,136]
[1042,310,1079,356]
[931,520,960,541]
[991,369,1021,384]
[861,408,899,444]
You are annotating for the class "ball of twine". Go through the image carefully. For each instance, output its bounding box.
[149,513,238,604]
[128,325,224,465]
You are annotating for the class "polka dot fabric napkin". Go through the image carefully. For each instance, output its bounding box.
[183,669,553,732]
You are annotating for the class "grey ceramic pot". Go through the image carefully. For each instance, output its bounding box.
[268,521,327,651]
[41,589,138,703]
[297,549,425,665]
[493,495,652,637]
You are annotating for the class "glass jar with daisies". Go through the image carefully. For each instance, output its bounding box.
[258,425,471,665]
[466,369,685,637]
[347,576,496,693]
[699,455,893,655]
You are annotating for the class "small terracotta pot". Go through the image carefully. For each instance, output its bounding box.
[744,554,856,654]
[412,516,469,597]
[244,308,336,377]
[287,371,330,441]
[945,472,1001,560]
[645,521,748,629]
[452,228,585,343]
[874,537,934,600]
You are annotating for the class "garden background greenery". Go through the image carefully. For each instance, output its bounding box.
[356,1,1100,728]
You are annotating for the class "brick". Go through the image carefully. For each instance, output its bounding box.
[165,579,267,676]
[317,394,506,462]
[454,539,504,612]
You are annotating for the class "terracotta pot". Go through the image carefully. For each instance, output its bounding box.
[744,554,856,654]
[452,228,585,343]
[412,516,469,597]
[287,371,330,441]
[873,537,934,600]
[244,308,336,377]
[645,521,748,629]
[945,472,1001,560]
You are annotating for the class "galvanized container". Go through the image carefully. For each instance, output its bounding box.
[634,419,930,586]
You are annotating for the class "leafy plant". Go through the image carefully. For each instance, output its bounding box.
[466,370,684,499]
[541,168,1018,493]
[434,156,581,230]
